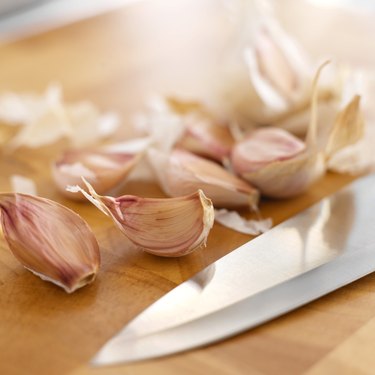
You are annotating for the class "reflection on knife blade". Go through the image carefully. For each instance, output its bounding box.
[92,173,373,366]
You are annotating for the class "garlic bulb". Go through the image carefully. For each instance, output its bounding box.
[148,148,259,209]
[52,139,147,200]
[0,193,100,293]
[68,178,214,257]
[231,62,364,198]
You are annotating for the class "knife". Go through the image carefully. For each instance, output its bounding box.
[92,173,375,366]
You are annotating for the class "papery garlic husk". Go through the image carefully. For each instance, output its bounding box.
[135,96,234,162]
[10,175,37,195]
[69,178,214,257]
[231,62,365,198]
[325,95,364,159]
[0,193,100,293]
[214,208,272,235]
[165,98,235,162]
[148,148,259,209]
[52,141,146,200]
[0,84,119,150]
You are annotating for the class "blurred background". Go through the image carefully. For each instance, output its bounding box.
[0,0,374,43]
[0,0,136,40]
[0,0,374,71]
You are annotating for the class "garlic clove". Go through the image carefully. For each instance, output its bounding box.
[0,193,100,293]
[231,127,306,175]
[244,18,311,116]
[148,148,259,209]
[52,146,143,200]
[231,62,330,198]
[69,178,214,257]
[166,98,235,162]
[240,152,326,198]
[177,116,234,162]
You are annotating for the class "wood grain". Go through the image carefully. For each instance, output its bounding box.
[0,1,372,374]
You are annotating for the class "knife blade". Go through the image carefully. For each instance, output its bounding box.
[92,173,375,366]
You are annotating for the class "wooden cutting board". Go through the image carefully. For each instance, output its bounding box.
[0,1,373,374]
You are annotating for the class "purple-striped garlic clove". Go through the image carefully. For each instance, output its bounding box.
[231,62,364,198]
[0,193,100,293]
[148,148,259,209]
[166,98,234,162]
[52,145,143,200]
[68,178,214,257]
[231,127,306,175]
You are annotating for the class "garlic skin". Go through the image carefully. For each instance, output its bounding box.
[52,146,143,200]
[135,96,234,162]
[0,193,100,293]
[214,208,272,235]
[0,84,119,150]
[69,179,214,257]
[148,148,259,209]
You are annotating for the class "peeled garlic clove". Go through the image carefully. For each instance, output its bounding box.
[52,147,142,200]
[69,179,214,257]
[0,193,100,293]
[231,127,306,175]
[148,148,259,209]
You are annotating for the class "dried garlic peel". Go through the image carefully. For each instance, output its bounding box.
[0,84,119,150]
[214,208,272,235]
[136,96,234,162]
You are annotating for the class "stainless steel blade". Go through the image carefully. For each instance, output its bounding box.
[92,173,375,366]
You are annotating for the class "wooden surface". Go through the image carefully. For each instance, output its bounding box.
[0,1,374,374]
